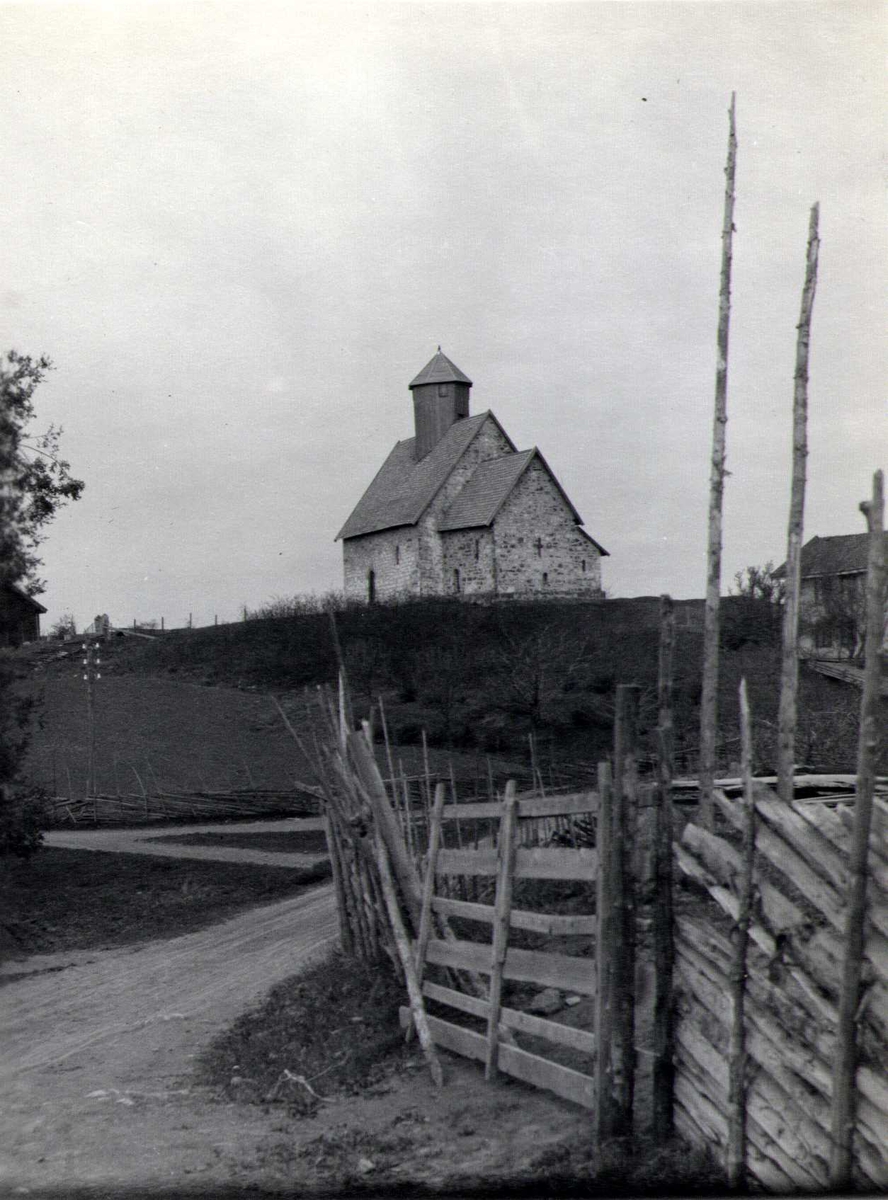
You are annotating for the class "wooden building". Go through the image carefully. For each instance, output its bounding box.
[774,532,888,660]
[337,350,608,603]
[0,582,47,647]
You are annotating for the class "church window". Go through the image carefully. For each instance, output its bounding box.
[438,384,448,397]
[582,559,586,573]
[395,544,400,564]
[368,569,376,604]
[542,572,549,587]
[474,539,480,560]
[453,569,461,594]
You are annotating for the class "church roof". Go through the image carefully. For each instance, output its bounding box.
[409,349,473,389]
[438,449,537,530]
[439,447,609,556]
[336,412,509,540]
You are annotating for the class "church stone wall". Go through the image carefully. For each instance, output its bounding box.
[342,528,420,602]
[417,416,512,594]
[492,458,603,596]
[440,528,496,595]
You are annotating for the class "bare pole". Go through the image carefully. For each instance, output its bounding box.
[727,677,756,1188]
[777,203,820,804]
[699,92,737,830]
[652,595,676,1139]
[829,470,885,1188]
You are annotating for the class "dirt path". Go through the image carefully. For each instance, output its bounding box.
[44,816,327,869]
[0,885,338,1193]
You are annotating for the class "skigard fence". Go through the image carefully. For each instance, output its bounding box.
[673,784,888,1190]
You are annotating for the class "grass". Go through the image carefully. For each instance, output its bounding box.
[0,848,331,964]
[147,829,329,854]
[196,950,408,1114]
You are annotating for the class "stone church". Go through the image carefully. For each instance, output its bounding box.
[336,350,608,603]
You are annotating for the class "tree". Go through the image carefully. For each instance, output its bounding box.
[2,351,84,856]
[723,562,785,648]
[0,351,84,594]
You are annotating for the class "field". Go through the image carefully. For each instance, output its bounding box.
[0,848,331,965]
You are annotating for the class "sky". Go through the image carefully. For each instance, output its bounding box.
[1,0,884,632]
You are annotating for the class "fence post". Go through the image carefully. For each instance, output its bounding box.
[595,760,616,1142]
[613,683,640,1134]
[727,678,756,1188]
[829,470,885,1187]
[652,595,676,1139]
[486,782,518,1081]
[777,203,820,804]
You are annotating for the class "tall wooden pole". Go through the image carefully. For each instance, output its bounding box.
[727,677,756,1188]
[699,93,737,830]
[777,204,820,804]
[829,470,885,1187]
[612,683,640,1133]
[594,761,616,1143]
[652,595,676,1139]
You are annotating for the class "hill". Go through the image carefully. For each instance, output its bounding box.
[19,594,877,809]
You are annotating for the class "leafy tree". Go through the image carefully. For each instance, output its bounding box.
[50,612,77,640]
[2,351,84,856]
[0,351,84,595]
[723,561,785,648]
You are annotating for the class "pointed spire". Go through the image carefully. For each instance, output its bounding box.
[409,349,472,389]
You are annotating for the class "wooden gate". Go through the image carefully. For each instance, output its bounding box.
[401,783,601,1109]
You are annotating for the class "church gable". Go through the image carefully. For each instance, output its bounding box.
[484,455,605,595]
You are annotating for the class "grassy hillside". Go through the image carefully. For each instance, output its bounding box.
[21,594,875,799]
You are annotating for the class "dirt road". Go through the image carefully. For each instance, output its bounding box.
[0,884,338,1193]
[44,816,327,869]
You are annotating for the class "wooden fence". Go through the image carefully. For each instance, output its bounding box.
[673,786,888,1190]
[43,787,319,826]
[400,786,600,1110]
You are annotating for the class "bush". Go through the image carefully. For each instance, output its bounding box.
[0,782,46,858]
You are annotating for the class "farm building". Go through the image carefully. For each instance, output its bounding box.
[336,350,608,603]
[773,532,888,660]
[0,581,46,647]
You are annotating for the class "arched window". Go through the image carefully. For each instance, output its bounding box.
[368,569,376,604]
[582,559,586,573]
[542,572,549,587]
[474,539,480,561]
[453,568,461,594]
[395,545,400,565]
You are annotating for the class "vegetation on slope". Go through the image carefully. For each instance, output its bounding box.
[110,593,874,778]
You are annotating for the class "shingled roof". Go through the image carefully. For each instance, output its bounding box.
[409,349,473,389]
[438,450,536,531]
[336,412,514,540]
[773,533,888,580]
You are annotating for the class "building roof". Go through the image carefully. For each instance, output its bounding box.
[409,348,473,389]
[437,446,609,558]
[336,412,513,540]
[438,450,536,531]
[772,532,888,580]
[2,581,47,613]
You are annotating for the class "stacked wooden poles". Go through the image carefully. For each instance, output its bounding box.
[829,470,886,1186]
[777,203,821,803]
[699,92,738,830]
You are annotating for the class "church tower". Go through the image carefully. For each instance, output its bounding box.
[409,348,472,461]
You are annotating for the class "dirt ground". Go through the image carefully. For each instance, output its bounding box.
[1,873,593,1197]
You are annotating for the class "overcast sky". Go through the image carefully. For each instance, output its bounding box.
[2,0,884,631]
